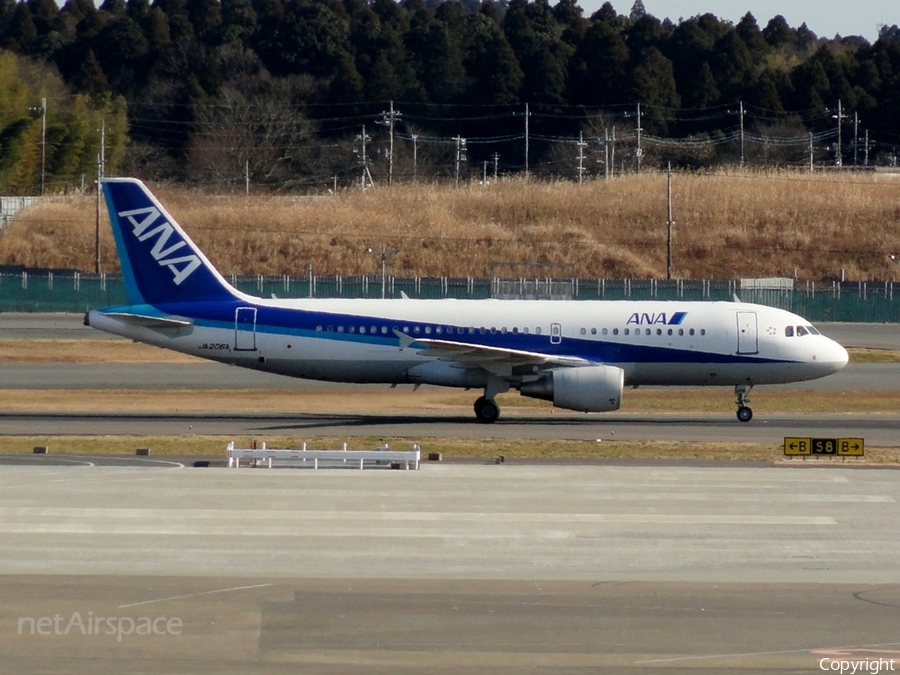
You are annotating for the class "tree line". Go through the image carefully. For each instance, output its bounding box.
[2,0,900,192]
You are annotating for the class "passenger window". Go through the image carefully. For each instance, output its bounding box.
[381,326,388,334]
[512,327,518,334]
[489,327,495,334]
[700,329,706,336]
[678,328,684,336]
[645,329,651,335]
[468,327,475,335]
[580,328,586,335]
[316,325,322,332]
[796,326,809,337]
[591,328,597,335]
[326,326,333,332]
[624,328,630,336]
[689,328,695,336]
[337,326,344,333]
[425,326,432,334]
[436,326,443,334]
[657,328,663,336]
[667,328,673,336]
[612,328,618,335]
[414,326,420,334]
[359,326,366,334]
[501,327,507,334]
[371,326,377,334]
[785,326,794,337]
[535,327,542,335]
[600,328,606,335]
[349,326,356,333]
[523,327,529,335]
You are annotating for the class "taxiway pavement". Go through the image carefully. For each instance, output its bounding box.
[3,462,900,674]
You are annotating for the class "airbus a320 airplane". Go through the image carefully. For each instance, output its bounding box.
[86,178,849,423]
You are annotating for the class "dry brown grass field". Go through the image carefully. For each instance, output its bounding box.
[3,171,900,281]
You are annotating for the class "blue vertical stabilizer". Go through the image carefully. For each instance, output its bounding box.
[102,178,238,305]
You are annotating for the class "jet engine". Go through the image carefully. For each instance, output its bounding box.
[519,365,624,412]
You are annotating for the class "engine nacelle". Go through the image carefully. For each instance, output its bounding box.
[519,365,624,412]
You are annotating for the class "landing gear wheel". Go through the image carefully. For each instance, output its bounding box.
[734,384,753,423]
[474,396,500,424]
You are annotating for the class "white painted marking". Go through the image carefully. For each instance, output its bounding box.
[0,507,837,525]
[634,641,900,665]
[118,583,273,609]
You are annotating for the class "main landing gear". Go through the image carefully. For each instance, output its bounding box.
[474,396,500,424]
[735,384,753,422]
[473,375,509,424]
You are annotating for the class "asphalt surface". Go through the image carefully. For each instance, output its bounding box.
[3,462,900,674]
[3,410,900,446]
[4,315,900,673]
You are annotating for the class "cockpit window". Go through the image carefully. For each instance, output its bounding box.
[796,326,809,337]
[785,326,794,337]
[807,326,821,335]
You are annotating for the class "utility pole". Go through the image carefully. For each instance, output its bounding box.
[610,126,616,179]
[245,160,250,195]
[95,153,101,274]
[356,125,371,191]
[853,111,859,166]
[739,100,745,168]
[864,130,870,167]
[524,102,530,176]
[834,99,845,167]
[379,101,401,185]
[493,153,499,180]
[635,102,643,173]
[576,131,587,184]
[666,162,674,280]
[40,98,46,195]
[604,128,610,181]
[453,136,467,188]
[808,132,814,174]
[411,134,418,183]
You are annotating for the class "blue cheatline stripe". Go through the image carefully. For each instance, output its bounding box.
[668,311,688,325]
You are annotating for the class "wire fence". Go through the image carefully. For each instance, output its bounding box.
[1,271,897,323]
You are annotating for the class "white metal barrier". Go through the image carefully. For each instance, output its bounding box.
[226,441,420,470]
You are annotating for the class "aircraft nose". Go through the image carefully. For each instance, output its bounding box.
[819,339,849,374]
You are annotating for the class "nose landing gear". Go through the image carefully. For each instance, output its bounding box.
[735,384,753,422]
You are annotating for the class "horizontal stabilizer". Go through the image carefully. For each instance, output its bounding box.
[101,312,194,329]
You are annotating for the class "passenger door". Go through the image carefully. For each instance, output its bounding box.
[736,311,758,355]
[234,307,257,351]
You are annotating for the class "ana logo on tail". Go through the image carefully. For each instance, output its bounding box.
[118,207,202,286]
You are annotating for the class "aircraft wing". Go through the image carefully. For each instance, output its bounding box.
[395,331,591,375]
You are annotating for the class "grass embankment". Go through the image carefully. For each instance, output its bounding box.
[3,436,899,464]
[2,172,900,281]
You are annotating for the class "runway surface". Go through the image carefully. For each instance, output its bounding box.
[3,461,900,674]
[4,315,900,672]
[3,313,899,444]
[3,410,900,446]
